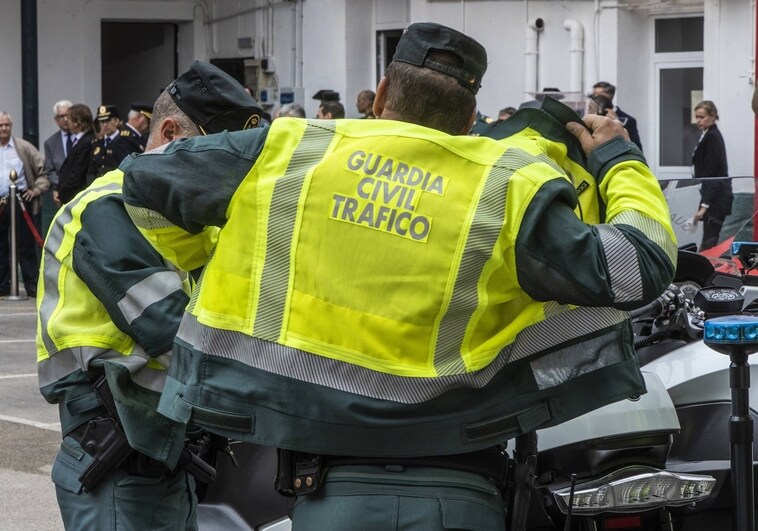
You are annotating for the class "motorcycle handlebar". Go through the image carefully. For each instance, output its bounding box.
[630,284,682,320]
[630,298,664,319]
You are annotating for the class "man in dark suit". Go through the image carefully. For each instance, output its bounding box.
[41,100,73,234]
[593,81,642,151]
[43,100,74,188]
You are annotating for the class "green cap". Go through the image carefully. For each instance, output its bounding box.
[392,22,487,95]
[167,61,264,134]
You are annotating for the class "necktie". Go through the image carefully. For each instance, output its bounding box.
[66,133,74,155]
[104,136,111,148]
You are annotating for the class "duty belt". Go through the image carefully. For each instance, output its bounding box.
[275,446,509,497]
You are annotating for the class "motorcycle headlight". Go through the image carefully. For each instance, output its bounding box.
[553,466,716,515]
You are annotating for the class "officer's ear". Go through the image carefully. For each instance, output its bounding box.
[145,117,181,151]
[158,117,180,145]
[373,77,388,119]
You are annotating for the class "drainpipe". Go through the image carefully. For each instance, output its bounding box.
[525,18,544,99]
[21,0,39,147]
[563,19,584,96]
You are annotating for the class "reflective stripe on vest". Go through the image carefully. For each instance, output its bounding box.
[37,343,168,392]
[255,121,337,341]
[434,149,563,375]
[176,304,627,404]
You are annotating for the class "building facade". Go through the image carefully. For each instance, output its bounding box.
[0,0,754,187]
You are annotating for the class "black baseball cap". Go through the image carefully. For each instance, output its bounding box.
[392,22,487,95]
[96,105,119,121]
[312,89,341,102]
[167,61,264,134]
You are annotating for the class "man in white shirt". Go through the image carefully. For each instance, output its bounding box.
[0,112,49,296]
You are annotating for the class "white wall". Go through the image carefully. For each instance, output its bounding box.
[301,0,347,118]
[616,8,650,152]
[707,0,754,178]
[0,1,24,138]
[0,0,754,178]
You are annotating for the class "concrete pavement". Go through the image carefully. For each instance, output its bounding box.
[0,290,63,530]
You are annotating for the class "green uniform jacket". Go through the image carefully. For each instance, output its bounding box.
[121,109,676,458]
[36,170,200,467]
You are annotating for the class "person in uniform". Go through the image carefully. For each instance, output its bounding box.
[87,104,121,182]
[109,101,152,162]
[468,109,495,135]
[36,62,264,530]
[121,23,676,530]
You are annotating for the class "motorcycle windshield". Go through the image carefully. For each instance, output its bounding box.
[661,175,755,255]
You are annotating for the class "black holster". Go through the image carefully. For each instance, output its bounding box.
[75,376,216,492]
[77,416,133,492]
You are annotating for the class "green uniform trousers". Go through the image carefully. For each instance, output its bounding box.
[291,465,507,531]
[52,435,198,530]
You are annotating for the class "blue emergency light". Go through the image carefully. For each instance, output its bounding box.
[703,315,758,355]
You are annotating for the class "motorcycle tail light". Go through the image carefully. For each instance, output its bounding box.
[553,466,715,515]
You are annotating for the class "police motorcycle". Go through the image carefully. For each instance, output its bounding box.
[510,176,758,531]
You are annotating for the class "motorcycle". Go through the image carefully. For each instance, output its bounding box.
[523,178,758,531]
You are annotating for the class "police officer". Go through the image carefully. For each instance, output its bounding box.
[110,101,152,160]
[87,104,121,182]
[121,23,676,530]
[37,62,263,530]
[468,109,495,135]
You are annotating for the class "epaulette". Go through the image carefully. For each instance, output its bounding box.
[120,130,130,137]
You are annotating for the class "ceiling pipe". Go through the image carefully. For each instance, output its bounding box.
[564,19,585,96]
[525,17,544,100]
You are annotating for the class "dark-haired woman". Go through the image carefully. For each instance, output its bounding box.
[692,100,732,251]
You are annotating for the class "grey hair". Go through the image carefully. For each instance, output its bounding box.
[148,90,201,140]
[53,100,73,115]
[279,103,306,118]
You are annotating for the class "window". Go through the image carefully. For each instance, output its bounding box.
[376,30,403,81]
[655,17,704,53]
[658,67,703,167]
[653,16,704,176]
